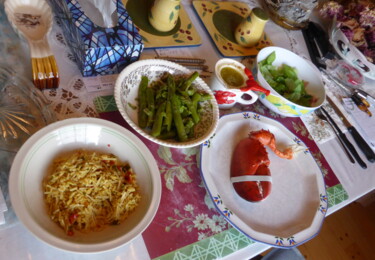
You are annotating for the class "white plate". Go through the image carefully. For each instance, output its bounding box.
[331,28,375,80]
[114,59,219,148]
[200,112,327,247]
[9,118,161,253]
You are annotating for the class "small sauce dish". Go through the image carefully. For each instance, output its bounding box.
[210,58,258,109]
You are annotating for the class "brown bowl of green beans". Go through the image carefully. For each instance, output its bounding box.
[114,59,220,148]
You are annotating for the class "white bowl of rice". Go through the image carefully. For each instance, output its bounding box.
[9,117,161,253]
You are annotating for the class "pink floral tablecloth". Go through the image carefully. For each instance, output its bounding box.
[95,96,348,259]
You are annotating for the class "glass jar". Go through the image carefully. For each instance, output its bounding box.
[0,64,56,230]
[262,0,318,30]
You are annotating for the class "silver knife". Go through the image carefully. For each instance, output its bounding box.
[327,96,375,163]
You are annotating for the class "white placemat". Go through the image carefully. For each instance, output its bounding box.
[343,98,375,147]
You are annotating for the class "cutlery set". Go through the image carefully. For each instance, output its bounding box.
[304,22,373,115]
[304,22,375,168]
[315,108,355,165]
[315,100,375,169]
[319,68,373,117]
[326,96,375,163]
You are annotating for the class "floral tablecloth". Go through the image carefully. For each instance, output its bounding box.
[94,96,349,260]
[0,1,350,258]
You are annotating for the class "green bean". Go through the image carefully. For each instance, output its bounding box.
[151,102,166,137]
[186,88,196,96]
[138,76,149,128]
[145,87,155,127]
[171,95,187,142]
[180,95,200,124]
[191,92,202,124]
[155,82,168,101]
[180,71,199,92]
[138,72,209,142]
[164,75,175,131]
[199,93,211,101]
[165,101,172,131]
[177,89,190,99]
[183,117,195,136]
[158,129,176,140]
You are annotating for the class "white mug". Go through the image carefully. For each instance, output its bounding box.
[210,58,258,109]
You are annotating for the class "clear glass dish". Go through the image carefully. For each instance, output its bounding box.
[0,65,56,230]
[0,65,56,152]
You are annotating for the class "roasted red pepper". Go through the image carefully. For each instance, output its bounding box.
[214,90,236,104]
[69,213,78,224]
[243,68,270,96]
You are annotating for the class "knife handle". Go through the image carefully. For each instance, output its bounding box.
[348,126,375,163]
[339,132,367,169]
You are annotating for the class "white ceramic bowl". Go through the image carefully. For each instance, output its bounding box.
[9,118,161,253]
[114,59,219,148]
[256,46,326,117]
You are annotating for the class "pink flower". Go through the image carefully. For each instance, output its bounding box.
[319,1,344,20]
[359,9,375,28]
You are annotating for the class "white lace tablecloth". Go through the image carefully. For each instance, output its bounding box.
[42,0,375,148]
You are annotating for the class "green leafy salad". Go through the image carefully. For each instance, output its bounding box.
[258,51,313,107]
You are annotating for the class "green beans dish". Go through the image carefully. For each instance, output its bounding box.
[137,72,211,142]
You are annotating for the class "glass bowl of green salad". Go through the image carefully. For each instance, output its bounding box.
[255,46,326,117]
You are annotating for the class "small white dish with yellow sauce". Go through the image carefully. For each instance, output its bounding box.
[210,58,259,109]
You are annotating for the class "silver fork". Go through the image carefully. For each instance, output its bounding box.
[315,108,355,164]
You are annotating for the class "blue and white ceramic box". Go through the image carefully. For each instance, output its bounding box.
[48,0,143,77]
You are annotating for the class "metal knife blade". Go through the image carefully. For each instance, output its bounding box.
[326,96,352,126]
[320,107,367,169]
[326,96,375,163]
